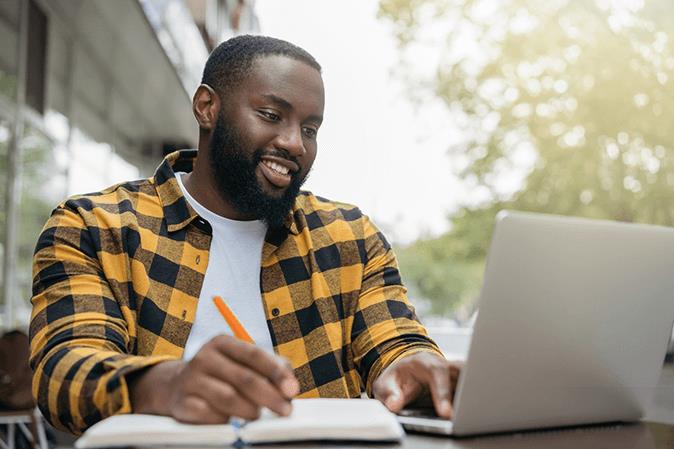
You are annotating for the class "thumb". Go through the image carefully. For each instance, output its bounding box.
[385,384,404,412]
[375,375,405,413]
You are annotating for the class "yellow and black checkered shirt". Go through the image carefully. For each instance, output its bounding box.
[30,150,442,434]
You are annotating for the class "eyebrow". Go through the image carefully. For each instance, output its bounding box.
[261,94,323,124]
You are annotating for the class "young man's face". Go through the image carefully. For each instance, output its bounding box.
[209,55,325,227]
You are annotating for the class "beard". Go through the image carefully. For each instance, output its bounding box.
[208,114,306,229]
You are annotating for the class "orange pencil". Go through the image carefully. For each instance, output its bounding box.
[212,296,255,344]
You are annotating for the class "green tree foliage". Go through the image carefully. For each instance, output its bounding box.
[396,208,493,317]
[382,0,674,317]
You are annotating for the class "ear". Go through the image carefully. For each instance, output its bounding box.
[192,84,220,131]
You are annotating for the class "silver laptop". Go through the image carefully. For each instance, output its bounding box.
[398,210,674,436]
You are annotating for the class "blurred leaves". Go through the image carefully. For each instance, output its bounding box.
[381,0,674,318]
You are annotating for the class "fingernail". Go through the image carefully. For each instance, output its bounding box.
[440,400,451,417]
[281,401,292,416]
[386,393,400,409]
[281,378,299,397]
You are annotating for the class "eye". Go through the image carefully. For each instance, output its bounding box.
[259,110,280,121]
[302,126,318,139]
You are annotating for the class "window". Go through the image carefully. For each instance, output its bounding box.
[25,0,47,114]
[15,122,63,311]
[0,118,10,307]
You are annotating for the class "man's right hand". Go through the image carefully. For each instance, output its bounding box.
[129,335,299,424]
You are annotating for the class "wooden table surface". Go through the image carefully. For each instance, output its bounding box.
[249,421,674,449]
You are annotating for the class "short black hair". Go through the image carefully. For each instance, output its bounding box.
[201,35,321,96]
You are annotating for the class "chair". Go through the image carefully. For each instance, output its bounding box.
[0,407,49,449]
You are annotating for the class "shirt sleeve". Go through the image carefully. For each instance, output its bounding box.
[349,214,444,395]
[29,203,177,434]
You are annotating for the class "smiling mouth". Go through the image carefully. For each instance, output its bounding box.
[263,160,290,176]
[258,159,294,189]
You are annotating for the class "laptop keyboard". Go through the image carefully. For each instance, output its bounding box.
[397,408,454,435]
[398,408,440,418]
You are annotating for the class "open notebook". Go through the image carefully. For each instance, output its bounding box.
[75,398,404,448]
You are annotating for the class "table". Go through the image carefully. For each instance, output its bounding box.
[246,421,674,449]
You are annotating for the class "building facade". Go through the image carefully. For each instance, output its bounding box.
[0,0,258,329]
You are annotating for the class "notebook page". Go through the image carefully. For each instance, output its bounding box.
[241,398,404,443]
[75,414,237,448]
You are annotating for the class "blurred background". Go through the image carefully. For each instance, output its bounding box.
[1,0,673,345]
[2,1,674,443]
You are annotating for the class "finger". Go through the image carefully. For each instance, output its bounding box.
[425,363,453,419]
[449,363,461,401]
[374,368,425,414]
[196,340,294,416]
[280,358,300,397]
[173,395,230,425]
[209,357,293,417]
[198,375,261,420]
[212,336,299,398]
[376,374,405,412]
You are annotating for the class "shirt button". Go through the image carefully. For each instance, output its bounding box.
[271,308,280,317]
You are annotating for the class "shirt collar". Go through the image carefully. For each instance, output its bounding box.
[153,149,300,235]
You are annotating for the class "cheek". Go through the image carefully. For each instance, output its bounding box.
[300,147,317,174]
[236,112,272,147]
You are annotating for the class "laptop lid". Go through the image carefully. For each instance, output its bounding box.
[450,211,674,436]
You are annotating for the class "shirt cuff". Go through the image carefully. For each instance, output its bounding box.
[101,354,180,416]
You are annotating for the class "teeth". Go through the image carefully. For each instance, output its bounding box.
[263,160,290,175]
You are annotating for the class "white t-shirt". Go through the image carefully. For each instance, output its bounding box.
[176,173,275,359]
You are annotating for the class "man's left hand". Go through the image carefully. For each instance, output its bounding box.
[372,352,462,419]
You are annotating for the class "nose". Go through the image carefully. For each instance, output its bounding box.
[275,124,305,158]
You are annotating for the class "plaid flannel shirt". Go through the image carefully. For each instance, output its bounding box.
[30,150,442,434]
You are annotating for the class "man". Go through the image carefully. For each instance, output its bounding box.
[30,35,460,435]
